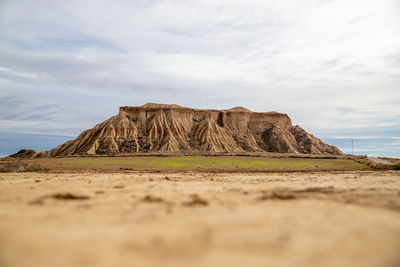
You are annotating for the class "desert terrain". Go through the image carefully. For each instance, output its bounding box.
[2,0,399,264]
[0,157,399,267]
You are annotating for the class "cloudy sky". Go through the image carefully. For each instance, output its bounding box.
[0,0,399,155]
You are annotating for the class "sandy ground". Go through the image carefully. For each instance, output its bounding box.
[0,170,400,267]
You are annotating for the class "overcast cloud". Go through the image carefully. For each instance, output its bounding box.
[0,0,399,142]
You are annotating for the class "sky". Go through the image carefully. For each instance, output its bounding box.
[0,0,399,157]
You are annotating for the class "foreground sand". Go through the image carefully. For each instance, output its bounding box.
[0,171,400,267]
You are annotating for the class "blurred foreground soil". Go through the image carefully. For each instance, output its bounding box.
[0,170,399,267]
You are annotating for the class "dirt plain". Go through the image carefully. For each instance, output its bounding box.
[0,157,400,267]
[19,155,368,173]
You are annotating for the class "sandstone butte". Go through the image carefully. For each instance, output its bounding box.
[12,103,343,158]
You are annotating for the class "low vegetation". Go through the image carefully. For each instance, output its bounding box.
[0,160,44,173]
[18,156,369,172]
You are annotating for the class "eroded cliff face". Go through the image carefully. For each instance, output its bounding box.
[45,103,342,156]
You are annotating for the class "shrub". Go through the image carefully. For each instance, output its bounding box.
[0,160,44,172]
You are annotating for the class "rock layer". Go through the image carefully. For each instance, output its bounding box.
[36,103,342,156]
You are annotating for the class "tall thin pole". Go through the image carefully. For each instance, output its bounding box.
[351,140,354,155]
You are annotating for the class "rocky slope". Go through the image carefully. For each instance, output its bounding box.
[33,103,341,157]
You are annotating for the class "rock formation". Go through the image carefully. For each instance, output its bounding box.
[9,149,44,159]
[40,103,342,157]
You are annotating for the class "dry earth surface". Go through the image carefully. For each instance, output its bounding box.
[7,156,368,173]
[1,169,400,267]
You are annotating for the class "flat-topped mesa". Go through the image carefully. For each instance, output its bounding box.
[120,103,292,131]
[45,103,342,157]
[121,103,187,111]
